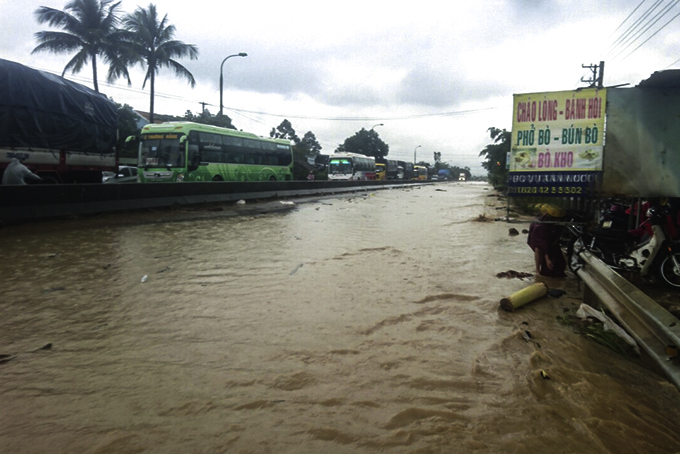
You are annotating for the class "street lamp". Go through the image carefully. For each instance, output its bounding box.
[219,52,248,117]
[414,145,421,164]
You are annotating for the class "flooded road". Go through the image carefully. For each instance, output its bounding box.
[2,182,680,453]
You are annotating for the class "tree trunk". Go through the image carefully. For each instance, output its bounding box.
[149,71,155,124]
[91,55,99,93]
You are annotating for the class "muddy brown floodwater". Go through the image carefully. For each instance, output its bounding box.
[2,182,680,454]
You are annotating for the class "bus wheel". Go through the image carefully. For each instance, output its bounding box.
[212,175,223,182]
[269,175,276,181]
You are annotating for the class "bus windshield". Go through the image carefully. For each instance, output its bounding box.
[139,133,185,168]
[330,159,352,175]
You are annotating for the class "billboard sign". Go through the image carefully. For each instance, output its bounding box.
[509,88,607,196]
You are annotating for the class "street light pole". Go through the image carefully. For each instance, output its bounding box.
[219,52,247,118]
[370,123,383,157]
[414,145,421,164]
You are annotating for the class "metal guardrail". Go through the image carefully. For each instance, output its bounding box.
[576,250,680,389]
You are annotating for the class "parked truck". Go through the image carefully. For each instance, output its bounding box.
[0,59,118,184]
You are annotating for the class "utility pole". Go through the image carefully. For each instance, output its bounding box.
[581,61,605,88]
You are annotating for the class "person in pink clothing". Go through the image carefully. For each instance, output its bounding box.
[527,204,567,277]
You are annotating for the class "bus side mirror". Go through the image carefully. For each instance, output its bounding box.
[125,136,136,143]
[188,148,200,172]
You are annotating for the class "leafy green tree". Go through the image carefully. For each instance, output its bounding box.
[479,127,510,189]
[116,103,142,160]
[32,0,131,93]
[336,128,388,158]
[298,131,322,158]
[270,120,324,180]
[121,4,198,123]
[269,119,300,145]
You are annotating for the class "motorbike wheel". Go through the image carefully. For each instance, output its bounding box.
[656,252,680,289]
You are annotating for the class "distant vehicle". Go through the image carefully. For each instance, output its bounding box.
[102,171,116,183]
[386,159,400,180]
[396,160,414,180]
[459,173,466,181]
[414,165,428,180]
[375,162,387,180]
[104,166,138,184]
[328,152,376,180]
[133,121,293,182]
[437,169,452,180]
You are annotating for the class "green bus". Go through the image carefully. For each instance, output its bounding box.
[133,122,293,182]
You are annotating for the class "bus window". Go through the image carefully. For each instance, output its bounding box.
[140,134,185,168]
[224,136,243,163]
[199,132,224,163]
[276,144,292,166]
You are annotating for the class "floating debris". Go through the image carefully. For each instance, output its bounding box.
[548,288,567,298]
[473,214,493,223]
[500,282,548,312]
[508,228,519,236]
[141,275,148,283]
[576,304,639,355]
[496,270,533,280]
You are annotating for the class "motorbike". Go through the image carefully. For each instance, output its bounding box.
[565,203,680,289]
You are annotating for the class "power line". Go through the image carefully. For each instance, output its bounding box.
[224,106,499,122]
[609,0,664,55]
[622,6,680,60]
[606,0,680,61]
[30,63,500,123]
[615,0,680,59]
[610,0,648,36]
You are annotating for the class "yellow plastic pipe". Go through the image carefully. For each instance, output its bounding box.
[500,282,548,312]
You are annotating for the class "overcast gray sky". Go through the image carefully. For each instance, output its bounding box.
[2,0,678,174]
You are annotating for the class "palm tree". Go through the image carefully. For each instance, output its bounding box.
[121,4,198,123]
[32,0,131,92]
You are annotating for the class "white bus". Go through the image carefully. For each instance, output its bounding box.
[328,152,376,181]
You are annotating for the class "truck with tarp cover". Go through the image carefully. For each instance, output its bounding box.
[509,71,680,198]
[0,59,118,183]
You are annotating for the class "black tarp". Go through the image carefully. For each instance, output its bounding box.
[0,59,117,154]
